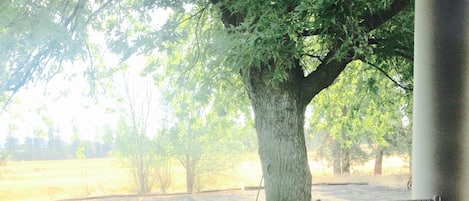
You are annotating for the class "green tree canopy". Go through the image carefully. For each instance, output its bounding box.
[0,0,101,101]
[308,60,412,174]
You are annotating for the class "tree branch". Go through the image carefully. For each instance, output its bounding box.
[304,54,324,62]
[361,0,411,32]
[361,60,413,91]
[301,51,351,105]
[86,0,113,25]
[211,0,244,27]
[300,0,411,105]
[393,49,413,61]
[368,38,413,60]
[300,29,321,37]
[301,0,411,37]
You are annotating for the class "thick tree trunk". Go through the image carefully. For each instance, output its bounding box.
[245,62,312,201]
[185,155,195,193]
[342,149,350,174]
[374,150,383,176]
[332,142,342,175]
[136,153,147,194]
[332,142,351,175]
[186,167,194,193]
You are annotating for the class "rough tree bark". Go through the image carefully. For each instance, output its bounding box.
[186,161,194,193]
[333,142,342,175]
[244,60,312,201]
[332,140,352,175]
[342,149,350,174]
[183,152,197,193]
[374,150,383,176]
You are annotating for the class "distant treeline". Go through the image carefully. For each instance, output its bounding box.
[1,135,112,161]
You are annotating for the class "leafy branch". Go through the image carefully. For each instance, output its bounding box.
[361,60,413,91]
[300,0,411,105]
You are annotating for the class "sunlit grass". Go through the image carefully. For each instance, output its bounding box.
[0,153,410,201]
[0,158,133,201]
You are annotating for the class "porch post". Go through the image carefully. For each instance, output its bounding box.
[412,0,469,200]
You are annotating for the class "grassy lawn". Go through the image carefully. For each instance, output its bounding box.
[0,158,134,201]
[0,154,410,201]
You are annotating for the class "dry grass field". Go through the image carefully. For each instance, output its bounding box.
[0,154,410,201]
[0,158,133,201]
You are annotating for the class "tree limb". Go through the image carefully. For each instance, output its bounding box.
[299,0,411,105]
[393,49,413,61]
[304,54,324,63]
[210,0,244,27]
[86,0,113,25]
[301,0,411,37]
[300,29,321,37]
[368,38,413,60]
[301,51,351,105]
[361,60,413,91]
[361,0,411,32]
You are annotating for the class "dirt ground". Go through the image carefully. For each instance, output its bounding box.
[60,184,413,201]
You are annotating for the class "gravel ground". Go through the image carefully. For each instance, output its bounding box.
[309,185,411,201]
[62,184,413,201]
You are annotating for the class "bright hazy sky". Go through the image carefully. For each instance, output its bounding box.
[0,7,172,146]
[0,55,162,145]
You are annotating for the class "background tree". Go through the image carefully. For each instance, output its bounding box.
[145,19,253,192]
[158,78,250,193]
[4,135,19,159]
[112,68,162,195]
[115,118,156,194]
[308,61,412,175]
[0,149,7,166]
[153,128,172,193]
[70,126,88,159]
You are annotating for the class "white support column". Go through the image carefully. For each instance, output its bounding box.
[412,0,469,200]
[412,1,436,199]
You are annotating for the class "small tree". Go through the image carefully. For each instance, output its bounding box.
[152,129,172,193]
[4,135,19,159]
[0,150,8,179]
[0,150,8,166]
[153,154,172,193]
[158,79,250,193]
[115,119,156,194]
[112,68,166,194]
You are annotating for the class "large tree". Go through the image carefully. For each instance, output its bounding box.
[174,1,412,200]
[0,1,414,200]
